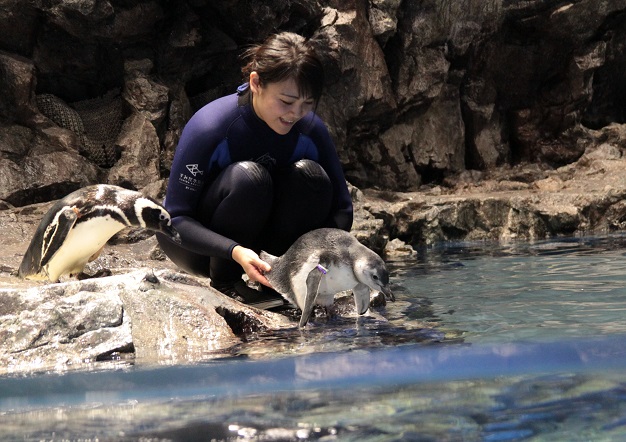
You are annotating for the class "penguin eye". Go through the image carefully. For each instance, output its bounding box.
[160,212,167,221]
[372,274,379,280]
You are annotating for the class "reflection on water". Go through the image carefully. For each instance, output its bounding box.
[5,234,626,440]
[2,338,626,441]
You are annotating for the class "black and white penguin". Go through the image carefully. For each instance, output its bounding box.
[260,228,394,327]
[18,184,181,282]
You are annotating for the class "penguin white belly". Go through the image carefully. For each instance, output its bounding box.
[44,217,127,281]
[318,265,359,296]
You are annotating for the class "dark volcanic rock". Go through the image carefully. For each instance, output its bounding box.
[1,1,626,200]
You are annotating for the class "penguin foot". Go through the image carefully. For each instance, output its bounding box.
[76,269,113,280]
[275,307,302,321]
[323,306,337,320]
[369,291,387,308]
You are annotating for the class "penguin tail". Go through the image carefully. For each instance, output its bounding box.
[18,250,41,280]
[259,250,279,267]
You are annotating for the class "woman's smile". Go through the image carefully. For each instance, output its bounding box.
[250,74,315,135]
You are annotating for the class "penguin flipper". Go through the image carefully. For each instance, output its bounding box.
[88,245,105,262]
[352,283,372,315]
[298,265,324,328]
[39,206,79,269]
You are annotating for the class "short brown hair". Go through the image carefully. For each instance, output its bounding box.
[242,32,324,103]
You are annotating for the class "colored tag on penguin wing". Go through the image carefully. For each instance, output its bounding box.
[316,264,328,274]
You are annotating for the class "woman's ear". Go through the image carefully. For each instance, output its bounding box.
[249,72,261,94]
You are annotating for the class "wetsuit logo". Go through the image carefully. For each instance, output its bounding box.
[186,164,204,177]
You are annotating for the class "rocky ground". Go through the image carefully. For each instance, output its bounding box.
[0,187,408,376]
[3,136,626,375]
[360,132,626,249]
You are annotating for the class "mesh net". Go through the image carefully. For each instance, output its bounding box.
[36,90,123,167]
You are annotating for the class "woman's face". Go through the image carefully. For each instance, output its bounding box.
[250,72,315,135]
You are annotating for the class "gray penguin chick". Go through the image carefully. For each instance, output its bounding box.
[260,228,394,327]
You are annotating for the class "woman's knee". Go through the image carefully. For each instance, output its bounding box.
[198,161,273,225]
[270,160,333,233]
[229,161,273,191]
[215,161,273,203]
[289,159,332,192]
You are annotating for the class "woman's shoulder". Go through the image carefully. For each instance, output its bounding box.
[177,92,241,148]
[192,92,239,124]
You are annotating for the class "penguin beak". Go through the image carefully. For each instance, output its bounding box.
[162,223,182,244]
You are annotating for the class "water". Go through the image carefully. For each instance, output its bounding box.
[396,235,626,344]
[4,234,626,441]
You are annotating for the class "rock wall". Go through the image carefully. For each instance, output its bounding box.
[2,0,626,207]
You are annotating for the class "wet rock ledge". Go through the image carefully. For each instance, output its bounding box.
[3,137,626,375]
[0,269,292,375]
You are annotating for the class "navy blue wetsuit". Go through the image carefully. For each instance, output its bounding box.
[158,84,353,282]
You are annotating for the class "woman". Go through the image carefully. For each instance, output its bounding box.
[157,32,353,307]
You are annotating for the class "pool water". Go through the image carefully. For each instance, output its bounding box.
[3,235,626,441]
[396,235,626,344]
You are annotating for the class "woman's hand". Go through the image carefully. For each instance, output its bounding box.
[231,245,272,288]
